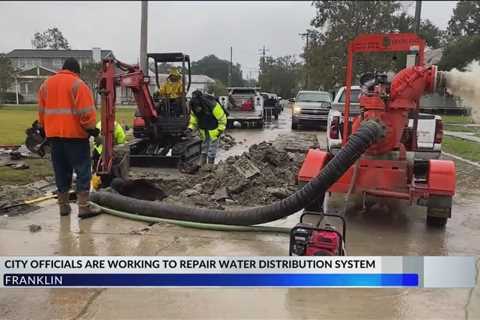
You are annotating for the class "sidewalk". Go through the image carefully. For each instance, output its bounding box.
[445,131,480,143]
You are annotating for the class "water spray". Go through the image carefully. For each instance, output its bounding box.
[442,61,480,122]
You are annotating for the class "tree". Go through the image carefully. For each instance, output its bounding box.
[243,78,257,87]
[149,62,173,74]
[394,12,445,47]
[0,54,16,97]
[258,55,303,98]
[447,1,480,38]
[438,35,480,71]
[305,1,403,90]
[31,27,71,50]
[207,79,228,96]
[304,1,447,90]
[191,55,244,86]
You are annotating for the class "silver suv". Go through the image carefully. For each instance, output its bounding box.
[291,90,332,130]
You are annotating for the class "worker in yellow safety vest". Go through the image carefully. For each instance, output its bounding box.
[187,90,227,169]
[92,121,127,172]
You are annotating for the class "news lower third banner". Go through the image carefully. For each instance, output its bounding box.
[0,256,476,288]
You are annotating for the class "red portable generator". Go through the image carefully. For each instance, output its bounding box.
[289,212,346,256]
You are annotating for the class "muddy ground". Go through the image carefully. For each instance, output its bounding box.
[0,112,478,320]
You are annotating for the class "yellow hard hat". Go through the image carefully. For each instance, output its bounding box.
[169,67,181,78]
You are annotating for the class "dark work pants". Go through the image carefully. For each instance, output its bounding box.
[49,138,91,193]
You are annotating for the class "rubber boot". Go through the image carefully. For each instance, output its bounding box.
[204,157,215,172]
[77,191,102,219]
[199,154,207,167]
[58,192,71,216]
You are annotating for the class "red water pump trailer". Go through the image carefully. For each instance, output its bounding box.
[298,33,456,230]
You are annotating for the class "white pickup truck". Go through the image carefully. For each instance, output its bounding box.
[218,87,264,129]
[326,86,443,159]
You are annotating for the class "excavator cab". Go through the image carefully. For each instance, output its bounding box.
[149,52,191,134]
[130,52,201,168]
[133,53,192,137]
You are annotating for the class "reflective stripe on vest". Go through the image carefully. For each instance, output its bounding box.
[38,106,95,115]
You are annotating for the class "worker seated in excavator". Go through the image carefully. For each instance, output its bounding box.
[157,67,183,117]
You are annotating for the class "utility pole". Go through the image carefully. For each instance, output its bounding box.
[258,45,269,88]
[140,1,148,73]
[414,1,422,34]
[300,32,310,89]
[228,46,232,87]
[258,45,269,70]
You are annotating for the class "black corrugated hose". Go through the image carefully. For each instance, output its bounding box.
[90,120,384,226]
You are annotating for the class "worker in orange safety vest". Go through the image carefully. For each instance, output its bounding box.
[37,57,102,219]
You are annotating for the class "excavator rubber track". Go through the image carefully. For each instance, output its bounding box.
[129,136,202,167]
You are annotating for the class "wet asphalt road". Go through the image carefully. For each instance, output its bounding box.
[0,111,478,319]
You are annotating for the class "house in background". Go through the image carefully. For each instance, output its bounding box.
[6,48,113,103]
[6,48,216,104]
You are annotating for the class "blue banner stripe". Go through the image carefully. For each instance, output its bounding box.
[4,273,418,287]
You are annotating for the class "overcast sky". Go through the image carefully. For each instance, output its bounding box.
[0,1,458,79]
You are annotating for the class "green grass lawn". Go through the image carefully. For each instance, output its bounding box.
[0,105,136,185]
[0,105,136,145]
[443,136,480,162]
[441,115,474,125]
[0,158,53,185]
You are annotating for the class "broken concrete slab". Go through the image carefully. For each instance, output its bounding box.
[227,179,249,194]
[180,189,200,198]
[266,187,290,199]
[211,187,229,201]
[192,183,203,193]
[233,156,260,179]
[219,134,237,151]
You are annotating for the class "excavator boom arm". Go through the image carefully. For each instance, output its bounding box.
[96,58,157,175]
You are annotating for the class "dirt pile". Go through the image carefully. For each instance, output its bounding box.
[146,133,319,208]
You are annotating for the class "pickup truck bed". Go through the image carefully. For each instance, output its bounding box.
[327,86,442,159]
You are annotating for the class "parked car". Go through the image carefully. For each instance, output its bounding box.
[291,90,332,130]
[327,86,443,159]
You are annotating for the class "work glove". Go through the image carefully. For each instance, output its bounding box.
[27,120,45,138]
[184,128,194,137]
[86,128,100,138]
[94,135,104,146]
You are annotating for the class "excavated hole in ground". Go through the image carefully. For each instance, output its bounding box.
[118,133,320,209]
